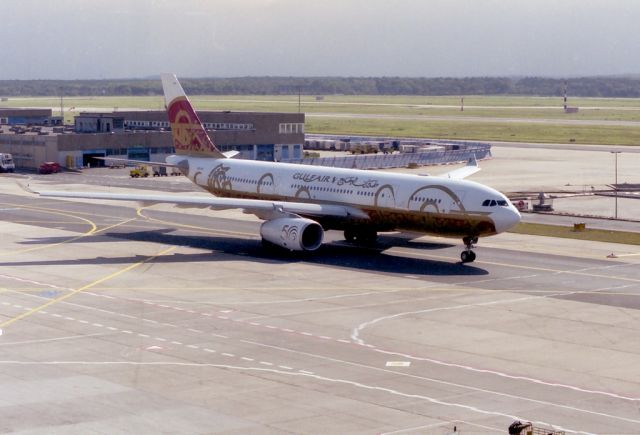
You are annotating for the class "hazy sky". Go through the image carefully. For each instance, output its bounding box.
[2,0,639,79]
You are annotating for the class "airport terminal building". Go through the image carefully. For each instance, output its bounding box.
[0,108,304,169]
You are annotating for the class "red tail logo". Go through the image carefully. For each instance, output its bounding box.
[167,96,219,156]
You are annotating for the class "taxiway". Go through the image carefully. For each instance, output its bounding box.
[1,175,640,434]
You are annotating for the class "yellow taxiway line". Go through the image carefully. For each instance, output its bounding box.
[0,246,176,330]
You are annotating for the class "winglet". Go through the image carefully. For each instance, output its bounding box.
[440,155,481,179]
[160,73,226,159]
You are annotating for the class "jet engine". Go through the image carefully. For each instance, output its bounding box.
[260,217,324,251]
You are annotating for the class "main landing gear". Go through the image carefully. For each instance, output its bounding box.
[461,236,478,263]
[344,228,378,245]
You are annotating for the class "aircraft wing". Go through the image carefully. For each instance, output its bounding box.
[94,157,178,167]
[36,190,370,221]
[439,155,481,179]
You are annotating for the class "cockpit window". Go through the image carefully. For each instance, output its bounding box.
[483,199,509,207]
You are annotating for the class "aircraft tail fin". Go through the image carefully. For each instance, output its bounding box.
[160,73,225,158]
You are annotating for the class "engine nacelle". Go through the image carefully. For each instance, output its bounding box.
[260,217,324,251]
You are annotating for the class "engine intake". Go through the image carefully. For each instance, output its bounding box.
[260,217,324,251]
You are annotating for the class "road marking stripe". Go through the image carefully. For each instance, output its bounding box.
[0,246,176,329]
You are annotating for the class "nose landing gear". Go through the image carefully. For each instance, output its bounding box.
[461,236,478,263]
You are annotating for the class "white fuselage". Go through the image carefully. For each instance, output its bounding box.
[169,155,521,238]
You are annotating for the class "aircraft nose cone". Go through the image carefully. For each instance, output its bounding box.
[494,207,521,234]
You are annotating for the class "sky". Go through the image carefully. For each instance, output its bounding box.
[1,0,640,79]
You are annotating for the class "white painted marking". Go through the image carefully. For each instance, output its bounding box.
[202,313,212,317]
[186,310,196,314]
[241,357,254,362]
[282,328,294,333]
[171,341,182,345]
[154,337,166,342]
[386,361,411,367]
[301,332,313,336]
[265,325,277,329]
[222,353,234,357]
[187,328,203,333]
[249,322,260,326]
[92,323,103,328]
[159,304,170,308]
[0,360,615,434]
[337,339,351,344]
[319,336,332,340]
[143,319,158,324]
[220,310,233,313]
[279,365,293,370]
[203,348,216,353]
[78,320,89,324]
[146,346,163,351]
[40,311,48,314]
[106,327,118,331]
[121,330,133,334]
[259,361,273,366]
[64,317,75,321]
[218,316,229,320]
[138,334,150,338]
[52,314,62,318]
[186,344,198,349]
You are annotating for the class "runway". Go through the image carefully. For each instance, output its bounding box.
[1,186,640,434]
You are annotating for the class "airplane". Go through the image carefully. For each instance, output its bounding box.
[37,74,521,263]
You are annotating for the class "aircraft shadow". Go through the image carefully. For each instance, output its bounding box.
[7,229,487,277]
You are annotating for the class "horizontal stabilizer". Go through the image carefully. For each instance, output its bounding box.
[223,151,240,158]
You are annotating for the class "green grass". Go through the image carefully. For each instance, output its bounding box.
[510,222,640,245]
[305,118,640,146]
[3,94,640,145]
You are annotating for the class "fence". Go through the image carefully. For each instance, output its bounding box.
[281,144,492,170]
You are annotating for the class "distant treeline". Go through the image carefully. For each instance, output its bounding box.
[2,76,640,97]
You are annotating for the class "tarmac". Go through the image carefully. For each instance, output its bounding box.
[0,146,639,434]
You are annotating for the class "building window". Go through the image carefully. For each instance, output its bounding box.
[279,123,304,134]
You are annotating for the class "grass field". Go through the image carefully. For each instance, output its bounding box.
[510,222,640,245]
[3,94,640,145]
[306,117,640,145]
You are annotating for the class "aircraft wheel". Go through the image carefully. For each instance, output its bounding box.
[344,228,356,242]
[356,229,378,245]
[461,250,476,263]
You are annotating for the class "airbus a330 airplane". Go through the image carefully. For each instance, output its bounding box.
[38,74,520,263]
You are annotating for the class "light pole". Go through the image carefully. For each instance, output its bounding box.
[611,151,621,219]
